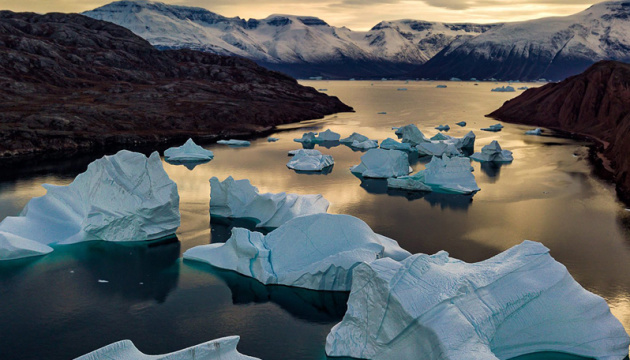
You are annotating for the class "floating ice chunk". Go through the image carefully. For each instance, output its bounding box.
[387,172,432,192]
[350,139,379,150]
[430,133,450,141]
[164,138,214,162]
[407,155,479,194]
[217,139,251,146]
[458,131,476,151]
[294,132,318,143]
[350,149,411,179]
[435,125,450,131]
[471,140,514,163]
[267,137,279,142]
[455,121,466,127]
[76,336,259,360]
[436,85,447,88]
[184,213,410,291]
[525,128,542,135]
[0,151,180,261]
[326,241,630,360]
[288,149,322,156]
[397,88,407,91]
[518,86,529,90]
[416,142,462,157]
[398,124,430,145]
[340,132,370,144]
[491,85,515,92]
[287,150,334,172]
[380,138,414,151]
[481,123,504,132]
[209,176,329,228]
[314,129,341,142]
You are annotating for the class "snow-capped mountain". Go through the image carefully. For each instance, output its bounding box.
[417,1,630,81]
[83,1,497,78]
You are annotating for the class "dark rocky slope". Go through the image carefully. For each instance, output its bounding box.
[488,60,630,201]
[0,11,352,159]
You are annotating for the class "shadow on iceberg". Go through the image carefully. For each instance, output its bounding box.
[164,159,211,170]
[64,237,181,303]
[184,260,349,324]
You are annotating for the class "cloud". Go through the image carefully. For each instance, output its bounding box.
[421,0,598,11]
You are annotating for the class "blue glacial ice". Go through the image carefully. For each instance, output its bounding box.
[267,137,280,142]
[164,138,214,162]
[76,336,258,360]
[491,85,515,92]
[209,176,329,228]
[325,240,630,360]
[286,149,334,172]
[481,124,504,132]
[314,129,341,142]
[340,132,370,144]
[525,128,542,135]
[416,142,462,157]
[0,150,180,261]
[350,149,412,179]
[455,121,466,127]
[294,132,318,143]
[435,124,450,131]
[397,124,430,145]
[183,213,410,291]
[388,155,478,194]
[350,139,379,150]
[471,140,514,163]
[436,85,447,88]
[380,138,415,152]
[217,139,251,146]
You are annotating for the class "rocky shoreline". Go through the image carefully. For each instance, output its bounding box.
[0,11,352,161]
[488,60,630,203]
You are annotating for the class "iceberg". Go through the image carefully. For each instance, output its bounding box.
[380,138,414,151]
[164,138,214,162]
[398,124,430,145]
[0,151,180,261]
[471,140,514,162]
[525,128,542,135]
[184,213,411,291]
[518,86,529,90]
[350,139,379,150]
[286,149,334,172]
[217,139,251,146]
[209,176,329,228]
[315,129,341,142]
[481,123,504,132]
[491,85,515,92]
[435,124,450,131]
[350,149,412,179]
[436,84,447,88]
[294,132,318,143]
[340,132,370,144]
[288,149,322,156]
[76,336,259,360]
[402,155,479,194]
[455,121,466,127]
[325,241,630,360]
[267,137,279,142]
[387,172,432,192]
[416,142,461,157]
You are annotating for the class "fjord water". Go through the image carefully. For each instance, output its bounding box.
[1,80,629,360]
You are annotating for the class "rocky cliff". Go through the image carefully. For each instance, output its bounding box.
[488,60,630,201]
[0,11,352,159]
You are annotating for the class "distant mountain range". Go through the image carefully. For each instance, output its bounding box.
[84,0,630,81]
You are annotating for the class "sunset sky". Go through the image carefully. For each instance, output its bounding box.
[3,0,604,30]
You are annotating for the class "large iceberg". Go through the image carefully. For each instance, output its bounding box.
[0,151,180,261]
[398,124,430,145]
[294,132,318,143]
[315,129,341,142]
[380,138,414,152]
[326,241,630,360]
[184,213,410,291]
[286,149,334,172]
[471,140,514,162]
[416,142,461,157]
[164,138,214,162]
[386,172,432,192]
[350,149,411,179]
[491,85,515,92]
[76,336,259,360]
[391,156,478,194]
[209,176,329,228]
[350,139,379,150]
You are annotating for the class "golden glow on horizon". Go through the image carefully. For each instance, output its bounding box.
[1,0,605,31]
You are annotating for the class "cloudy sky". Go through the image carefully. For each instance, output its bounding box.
[3,0,603,30]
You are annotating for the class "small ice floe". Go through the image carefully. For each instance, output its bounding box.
[455,121,466,127]
[470,140,513,163]
[267,137,280,142]
[525,128,542,135]
[435,125,450,131]
[217,139,251,146]
[481,123,504,132]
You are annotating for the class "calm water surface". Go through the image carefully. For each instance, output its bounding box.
[1,80,629,360]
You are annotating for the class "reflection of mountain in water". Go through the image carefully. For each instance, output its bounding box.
[70,237,181,303]
[185,261,348,323]
[358,177,473,210]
